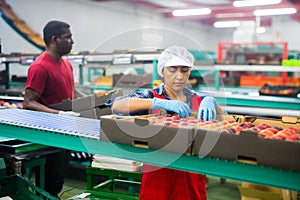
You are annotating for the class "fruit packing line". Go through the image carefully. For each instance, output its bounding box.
[117,115,300,142]
[0,109,100,139]
[0,109,300,191]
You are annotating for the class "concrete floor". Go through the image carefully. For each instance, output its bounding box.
[59,174,242,200]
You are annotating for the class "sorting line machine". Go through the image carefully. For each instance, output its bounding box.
[0,108,299,192]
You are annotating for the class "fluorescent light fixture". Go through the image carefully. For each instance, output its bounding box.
[254,8,297,16]
[145,0,187,8]
[194,0,231,5]
[172,8,211,16]
[213,21,240,28]
[256,27,266,34]
[215,12,247,18]
[233,0,281,7]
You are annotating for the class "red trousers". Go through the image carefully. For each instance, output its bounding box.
[139,164,206,200]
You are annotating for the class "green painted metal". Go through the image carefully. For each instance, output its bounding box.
[152,60,158,89]
[15,143,48,154]
[0,122,300,191]
[197,86,300,110]
[0,158,6,177]
[79,64,84,85]
[0,174,57,199]
[215,96,300,110]
[86,167,141,199]
[23,156,46,189]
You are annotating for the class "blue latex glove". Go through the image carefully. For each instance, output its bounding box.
[152,98,190,118]
[198,96,218,121]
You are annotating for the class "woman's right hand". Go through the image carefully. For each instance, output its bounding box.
[152,98,190,118]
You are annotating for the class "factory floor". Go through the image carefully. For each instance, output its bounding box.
[58,167,242,200]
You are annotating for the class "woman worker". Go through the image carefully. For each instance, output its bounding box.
[105,45,225,200]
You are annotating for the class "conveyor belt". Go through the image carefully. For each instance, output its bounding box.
[0,109,300,191]
[0,109,100,139]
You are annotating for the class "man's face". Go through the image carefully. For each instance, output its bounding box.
[162,66,191,92]
[56,28,74,56]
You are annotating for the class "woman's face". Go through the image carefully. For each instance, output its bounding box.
[162,66,191,92]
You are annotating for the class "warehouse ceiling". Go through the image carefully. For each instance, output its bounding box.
[95,0,300,26]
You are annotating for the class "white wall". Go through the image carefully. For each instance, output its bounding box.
[0,0,233,81]
[0,0,232,54]
[1,0,300,80]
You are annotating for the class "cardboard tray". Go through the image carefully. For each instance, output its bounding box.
[259,84,300,98]
[49,89,122,112]
[80,107,112,119]
[193,116,300,172]
[100,115,194,155]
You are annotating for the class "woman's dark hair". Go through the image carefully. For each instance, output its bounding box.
[43,20,70,46]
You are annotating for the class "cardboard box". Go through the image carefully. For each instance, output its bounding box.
[49,89,122,119]
[239,182,297,200]
[80,107,112,119]
[193,116,300,172]
[100,115,194,155]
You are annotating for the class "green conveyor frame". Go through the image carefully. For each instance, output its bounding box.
[214,94,300,110]
[0,122,299,192]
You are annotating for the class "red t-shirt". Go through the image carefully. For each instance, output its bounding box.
[26,51,74,106]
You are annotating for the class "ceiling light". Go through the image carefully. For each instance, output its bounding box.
[213,21,240,28]
[194,0,231,5]
[233,0,281,7]
[172,8,211,16]
[144,0,187,8]
[254,8,297,16]
[215,13,247,18]
[256,27,266,34]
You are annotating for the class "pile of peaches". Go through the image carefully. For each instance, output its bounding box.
[256,125,300,142]
[136,115,300,143]
[145,115,237,129]
[221,122,299,141]
[0,100,23,108]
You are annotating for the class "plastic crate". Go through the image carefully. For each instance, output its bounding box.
[0,174,58,200]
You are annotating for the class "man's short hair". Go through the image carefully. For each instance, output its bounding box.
[43,20,70,46]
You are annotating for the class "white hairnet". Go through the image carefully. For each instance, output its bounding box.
[157,45,194,77]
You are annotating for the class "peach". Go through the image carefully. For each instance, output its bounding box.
[265,128,279,134]
[277,130,293,137]
[234,126,244,132]
[186,116,196,121]
[258,129,274,138]
[271,134,286,140]
[249,127,259,132]
[285,137,298,142]
[245,122,255,128]
[273,126,283,131]
[170,123,179,128]
[164,121,172,126]
[256,123,271,130]
[179,122,189,127]
[171,115,180,121]
[222,120,230,125]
